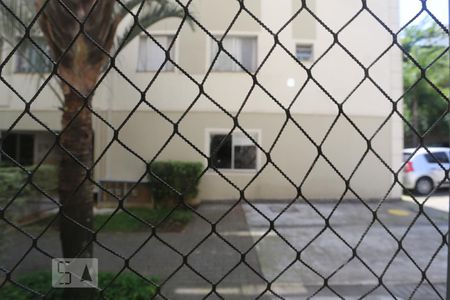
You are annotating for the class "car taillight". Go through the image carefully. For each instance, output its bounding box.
[404,161,414,173]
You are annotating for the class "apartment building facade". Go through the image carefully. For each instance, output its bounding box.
[0,0,403,201]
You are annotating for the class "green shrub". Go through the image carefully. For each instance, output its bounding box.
[0,165,58,204]
[0,271,157,300]
[29,207,193,232]
[0,166,28,206]
[31,165,58,196]
[148,161,203,207]
[94,207,192,231]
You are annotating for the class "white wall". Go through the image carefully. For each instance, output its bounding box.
[93,111,399,201]
[0,0,403,200]
[0,0,401,117]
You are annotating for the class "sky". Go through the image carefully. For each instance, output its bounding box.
[400,0,449,26]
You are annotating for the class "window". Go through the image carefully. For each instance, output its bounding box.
[15,38,52,73]
[296,44,313,61]
[99,180,143,203]
[211,36,257,72]
[209,131,258,170]
[1,133,34,166]
[137,35,175,72]
[424,152,449,164]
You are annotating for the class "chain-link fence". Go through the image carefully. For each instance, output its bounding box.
[0,0,449,299]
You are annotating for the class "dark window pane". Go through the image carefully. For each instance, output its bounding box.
[234,145,256,169]
[1,134,18,164]
[0,133,34,166]
[19,134,34,166]
[425,152,449,164]
[210,134,232,169]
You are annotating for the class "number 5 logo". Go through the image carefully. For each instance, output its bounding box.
[57,261,72,285]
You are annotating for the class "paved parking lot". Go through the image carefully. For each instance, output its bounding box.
[242,195,448,299]
[402,190,449,213]
[0,192,448,299]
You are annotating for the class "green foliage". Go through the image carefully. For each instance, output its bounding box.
[401,18,449,146]
[29,207,193,232]
[31,165,59,196]
[0,165,58,205]
[94,207,192,231]
[0,166,27,204]
[99,272,158,300]
[148,161,203,206]
[0,271,157,300]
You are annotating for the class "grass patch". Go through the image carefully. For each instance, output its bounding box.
[95,207,193,232]
[30,207,193,232]
[0,271,157,300]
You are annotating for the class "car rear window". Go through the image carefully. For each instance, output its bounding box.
[424,152,449,164]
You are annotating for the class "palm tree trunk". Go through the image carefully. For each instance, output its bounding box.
[59,88,95,299]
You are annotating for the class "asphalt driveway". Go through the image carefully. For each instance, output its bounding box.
[242,197,448,299]
[0,194,448,299]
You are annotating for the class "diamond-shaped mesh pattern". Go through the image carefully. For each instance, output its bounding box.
[0,0,448,299]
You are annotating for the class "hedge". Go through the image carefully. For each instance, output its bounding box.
[0,271,157,300]
[148,161,203,207]
[0,165,58,204]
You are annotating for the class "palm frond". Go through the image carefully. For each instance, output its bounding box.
[0,0,38,40]
[115,0,191,48]
[0,0,63,105]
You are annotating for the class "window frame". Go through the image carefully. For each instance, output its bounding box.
[205,128,261,173]
[136,33,177,73]
[209,33,258,73]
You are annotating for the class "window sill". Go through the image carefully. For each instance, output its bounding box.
[206,168,258,175]
[136,70,176,73]
[210,70,255,74]
[13,71,51,75]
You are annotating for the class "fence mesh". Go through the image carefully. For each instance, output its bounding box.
[0,0,449,299]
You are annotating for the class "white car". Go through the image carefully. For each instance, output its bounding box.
[402,147,450,195]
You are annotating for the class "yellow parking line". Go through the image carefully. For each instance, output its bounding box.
[387,209,411,217]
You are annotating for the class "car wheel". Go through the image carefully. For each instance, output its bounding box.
[415,177,434,195]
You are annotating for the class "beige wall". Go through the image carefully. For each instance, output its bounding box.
[0,0,400,116]
[92,110,401,201]
[0,110,61,131]
[292,0,317,40]
[0,1,403,201]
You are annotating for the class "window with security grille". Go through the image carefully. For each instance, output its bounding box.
[295,44,313,61]
[0,132,34,166]
[209,131,258,170]
[15,37,52,73]
[137,35,175,72]
[211,36,257,72]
